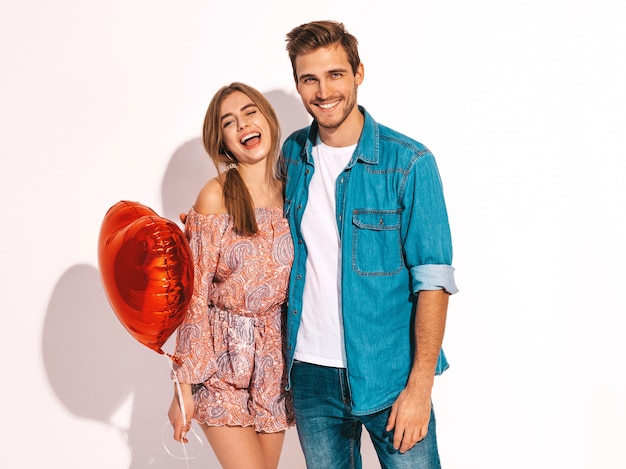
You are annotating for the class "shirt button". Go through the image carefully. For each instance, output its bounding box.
[296,274,302,279]
[293,310,298,315]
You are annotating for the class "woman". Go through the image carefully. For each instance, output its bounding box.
[168,82,293,469]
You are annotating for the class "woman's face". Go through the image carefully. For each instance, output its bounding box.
[219,90,272,166]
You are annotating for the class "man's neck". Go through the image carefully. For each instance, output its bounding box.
[318,107,364,148]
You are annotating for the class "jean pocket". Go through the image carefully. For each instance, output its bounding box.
[351,210,403,276]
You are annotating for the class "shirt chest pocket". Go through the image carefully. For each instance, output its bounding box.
[351,210,403,276]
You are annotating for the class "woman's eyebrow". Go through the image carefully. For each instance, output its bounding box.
[220,103,257,122]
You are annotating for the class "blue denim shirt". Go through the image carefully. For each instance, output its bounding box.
[282,107,458,415]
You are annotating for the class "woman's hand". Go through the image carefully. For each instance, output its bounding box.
[168,383,194,443]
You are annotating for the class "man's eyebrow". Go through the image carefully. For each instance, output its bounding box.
[328,67,349,74]
[297,72,317,81]
[298,68,348,81]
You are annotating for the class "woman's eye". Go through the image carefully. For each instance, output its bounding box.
[223,120,234,128]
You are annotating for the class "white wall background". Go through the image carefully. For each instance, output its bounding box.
[2,1,625,468]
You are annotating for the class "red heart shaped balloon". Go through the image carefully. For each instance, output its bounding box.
[98,201,193,356]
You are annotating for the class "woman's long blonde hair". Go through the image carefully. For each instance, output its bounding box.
[202,82,282,235]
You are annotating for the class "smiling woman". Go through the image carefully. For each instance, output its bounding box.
[219,93,273,167]
[200,83,283,236]
[166,82,294,469]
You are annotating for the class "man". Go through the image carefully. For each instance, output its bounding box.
[281,21,458,468]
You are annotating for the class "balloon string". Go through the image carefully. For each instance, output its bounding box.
[163,354,203,466]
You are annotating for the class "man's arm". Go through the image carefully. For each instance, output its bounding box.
[385,288,449,452]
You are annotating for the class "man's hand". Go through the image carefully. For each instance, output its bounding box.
[385,386,432,453]
[180,213,187,224]
[385,289,448,452]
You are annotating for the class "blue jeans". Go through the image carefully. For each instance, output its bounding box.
[291,361,441,469]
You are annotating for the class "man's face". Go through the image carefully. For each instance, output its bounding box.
[294,44,364,133]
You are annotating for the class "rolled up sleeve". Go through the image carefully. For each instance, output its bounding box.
[411,264,458,294]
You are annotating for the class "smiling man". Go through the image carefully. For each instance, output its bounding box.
[281,20,459,469]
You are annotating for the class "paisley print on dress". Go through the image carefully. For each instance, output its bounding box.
[172,206,294,432]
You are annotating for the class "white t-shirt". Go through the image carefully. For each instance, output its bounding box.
[294,139,355,368]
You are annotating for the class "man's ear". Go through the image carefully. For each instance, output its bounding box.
[355,62,364,85]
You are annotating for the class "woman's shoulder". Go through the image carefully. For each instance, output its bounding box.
[193,177,227,215]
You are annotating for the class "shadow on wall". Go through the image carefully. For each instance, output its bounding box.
[264,88,312,144]
[42,264,222,468]
[161,137,214,224]
[41,87,310,469]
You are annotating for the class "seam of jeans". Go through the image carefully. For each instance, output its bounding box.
[339,368,351,408]
[350,420,357,469]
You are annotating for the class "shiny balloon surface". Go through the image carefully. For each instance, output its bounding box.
[98,201,193,355]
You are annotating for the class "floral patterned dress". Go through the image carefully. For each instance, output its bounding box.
[172,206,294,432]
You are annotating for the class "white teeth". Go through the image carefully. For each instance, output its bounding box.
[319,102,339,109]
[241,132,260,144]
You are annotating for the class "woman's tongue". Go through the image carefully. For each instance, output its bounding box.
[243,135,260,147]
